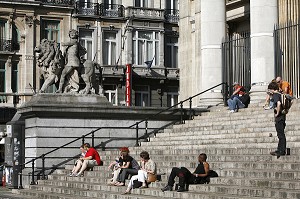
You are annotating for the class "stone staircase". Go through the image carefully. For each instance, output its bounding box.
[11,99,300,199]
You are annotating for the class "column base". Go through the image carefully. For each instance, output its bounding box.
[249,82,269,104]
[198,92,224,108]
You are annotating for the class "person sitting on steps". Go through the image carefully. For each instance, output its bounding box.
[69,143,101,177]
[161,153,210,192]
[227,82,250,113]
[123,151,156,194]
[69,144,86,176]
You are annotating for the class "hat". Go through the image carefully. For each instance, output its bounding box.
[232,82,239,86]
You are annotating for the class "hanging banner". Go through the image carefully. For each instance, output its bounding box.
[125,64,132,106]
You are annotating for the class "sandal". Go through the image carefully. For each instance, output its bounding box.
[116,182,125,186]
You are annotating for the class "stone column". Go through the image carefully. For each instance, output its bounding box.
[199,0,226,107]
[5,57,13,94]
[250,0,278,102]
[23,15,35,93]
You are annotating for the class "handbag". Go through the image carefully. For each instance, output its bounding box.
[147,173,157,182]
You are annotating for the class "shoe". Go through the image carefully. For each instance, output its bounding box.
[161,185,172,192]
[270,151,286,156]
[177,186,186,192]
[229,110,235,113]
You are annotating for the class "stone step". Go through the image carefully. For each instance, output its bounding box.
[140,136,300,146]
[28,179,277,199]
[129,184,299,199]
[136,142,300,150]
[97,147,300,156]
[14,186,172,199]
[151,131,297,141]
[210,176,300,190]
[97,154,300,165]
[172,122,300,131]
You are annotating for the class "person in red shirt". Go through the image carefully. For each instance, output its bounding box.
[70,143,101,177]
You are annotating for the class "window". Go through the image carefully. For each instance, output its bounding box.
[103,31,117,65]
[135,85,150,107]
[167,87,178,107]
[134,0,149,7]
[165,37,178,68]
[11,62,18,93]
[41,20,60,93]
[0,20,7,51]
[12,25,20,50]
[41,20,60,42]
[104,85,118,105]
[0,20,6,40]
[79,29,94,61]
[104,0,117,4]
[133,31,159,66]
[0,61,5,92]
[166,0,178,10]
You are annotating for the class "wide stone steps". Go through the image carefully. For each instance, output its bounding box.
[25,179,277,199]
[11,99,300,199]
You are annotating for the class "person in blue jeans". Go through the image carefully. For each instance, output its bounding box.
[227,82,249,113]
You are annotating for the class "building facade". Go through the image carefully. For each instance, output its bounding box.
[0,0,180,115]
[180,0,300,106]
[0,0,180,164]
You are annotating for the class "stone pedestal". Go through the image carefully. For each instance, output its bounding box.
[17,94,193,182]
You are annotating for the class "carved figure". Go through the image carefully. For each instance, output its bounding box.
[34,39,63,93]
[35,29,97,94]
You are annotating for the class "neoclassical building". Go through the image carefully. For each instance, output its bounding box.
[179,0,300,106]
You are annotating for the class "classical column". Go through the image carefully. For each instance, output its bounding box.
[199,0,226,107]
[250,0,278,102]
[23,15,36,93]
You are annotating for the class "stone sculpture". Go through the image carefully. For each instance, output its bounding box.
[35,29,97,94]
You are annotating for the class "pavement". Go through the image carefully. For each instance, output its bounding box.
[0,186,23,199]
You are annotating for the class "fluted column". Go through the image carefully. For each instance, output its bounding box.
[199,0,226,107]
[250,0,278,102]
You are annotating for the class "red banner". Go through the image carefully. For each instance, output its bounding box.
[125,64,132,106]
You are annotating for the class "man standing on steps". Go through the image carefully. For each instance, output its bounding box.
[268,82,287,157]
[161,153,210,192]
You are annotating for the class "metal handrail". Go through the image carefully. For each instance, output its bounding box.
[18,82,228,188]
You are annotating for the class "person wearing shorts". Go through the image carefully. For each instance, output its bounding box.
[70,143,101,177]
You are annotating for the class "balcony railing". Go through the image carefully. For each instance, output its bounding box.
[99,3,125,18]
[126,7,164,21]
[75,2,99,16]
[40,0,74,5]
[164,9,179,23]
[0,38,19,52]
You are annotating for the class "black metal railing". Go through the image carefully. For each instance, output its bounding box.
[274,22,300,99]
[18,82,228,187]
[99,3,125,17]
[75,2,99,15]
[0,38,19,52]
[40,0,74,5]
[222,33,251,94]
[164,9,179,23]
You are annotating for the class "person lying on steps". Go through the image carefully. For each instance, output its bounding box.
[161,153,210,192]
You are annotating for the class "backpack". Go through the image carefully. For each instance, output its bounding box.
[281,94,293,114]
[240,93,251,108]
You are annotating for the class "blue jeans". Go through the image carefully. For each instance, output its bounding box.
[227,97,245,111]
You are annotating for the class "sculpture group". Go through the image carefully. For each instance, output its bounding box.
[34,29,97,94]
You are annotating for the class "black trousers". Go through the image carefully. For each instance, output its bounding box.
[275,118,286,154]
[167,167,205,187]
[117,168,138,183]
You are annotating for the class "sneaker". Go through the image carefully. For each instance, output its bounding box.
[161,185,172,192]
[177,186,186,192]
[229,110,235,113]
